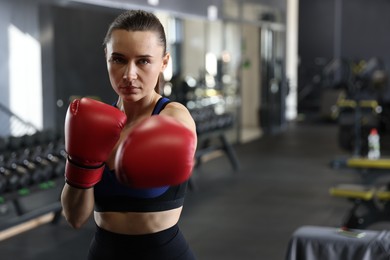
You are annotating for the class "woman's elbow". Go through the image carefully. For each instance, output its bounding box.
[63,214,87,229]
[61,207,91,229]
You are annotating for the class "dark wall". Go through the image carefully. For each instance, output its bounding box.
[298,0,390,112]
[299,0,335,63]
[341,0,390,63]
[298,0,336,111]
[51,6,121,130]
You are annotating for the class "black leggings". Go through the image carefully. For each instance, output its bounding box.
[88,224,196,260]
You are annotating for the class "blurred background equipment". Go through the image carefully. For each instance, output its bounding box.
[0,129,66,232]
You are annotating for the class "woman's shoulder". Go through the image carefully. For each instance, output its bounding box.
[165,100,188,111]
[161,101,196,133]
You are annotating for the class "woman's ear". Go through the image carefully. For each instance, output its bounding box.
[161,52,170,71]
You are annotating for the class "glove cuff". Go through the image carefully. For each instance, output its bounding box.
[65,158,104,189]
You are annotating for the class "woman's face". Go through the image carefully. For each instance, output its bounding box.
[105,29,169,102]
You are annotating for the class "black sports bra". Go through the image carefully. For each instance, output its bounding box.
[94,97,188,212]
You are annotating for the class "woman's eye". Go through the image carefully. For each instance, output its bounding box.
[109,57,126,64]
[138,59,150,65]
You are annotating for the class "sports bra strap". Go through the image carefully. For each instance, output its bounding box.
[112,97,171,116]
[152,97,171,115]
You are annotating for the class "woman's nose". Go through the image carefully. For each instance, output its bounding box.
[123,63,137,80]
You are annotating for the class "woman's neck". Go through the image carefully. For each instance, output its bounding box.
[121,93,161,124]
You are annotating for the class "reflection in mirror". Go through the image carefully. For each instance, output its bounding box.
[156,10,242,143]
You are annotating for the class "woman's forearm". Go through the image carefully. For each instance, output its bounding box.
[61,184,95,229]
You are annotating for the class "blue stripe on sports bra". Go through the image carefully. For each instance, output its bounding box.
[97,167,170,198]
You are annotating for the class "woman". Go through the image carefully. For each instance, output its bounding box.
[61,10,197,259]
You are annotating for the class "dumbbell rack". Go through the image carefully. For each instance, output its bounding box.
[0,130,66,232]
[190,105,240,172]
[0,178,64,231]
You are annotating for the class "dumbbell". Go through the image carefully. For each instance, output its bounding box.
[217,113,234,129]
[5,153,31,188]
[30,146,56,180]
[0,169,8,195]
[14,148,51,184]
[0,153,13,194]
[0,166,19,192]
[53,160,66,178]
[35,143,66,179]
[10,163,31,188]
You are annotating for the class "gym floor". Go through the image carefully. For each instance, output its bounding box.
[1,120,389,260]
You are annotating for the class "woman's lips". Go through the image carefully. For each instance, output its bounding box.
[119,86,139,94]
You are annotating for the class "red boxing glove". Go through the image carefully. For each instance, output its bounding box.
[115,115,196,188]
[65,98,126,188]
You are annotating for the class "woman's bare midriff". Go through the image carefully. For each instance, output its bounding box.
[94,207,183,235]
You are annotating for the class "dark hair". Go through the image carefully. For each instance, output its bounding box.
[103,10,167,55]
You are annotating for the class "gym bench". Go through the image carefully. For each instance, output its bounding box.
[329,184,390,229]
[335,157,390,184]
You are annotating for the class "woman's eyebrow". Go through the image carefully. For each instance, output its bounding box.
[136,54,153,58]
[110,52,125,57]
[110,53,153,59]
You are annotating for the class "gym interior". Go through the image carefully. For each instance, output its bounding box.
[1,0,390,259]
